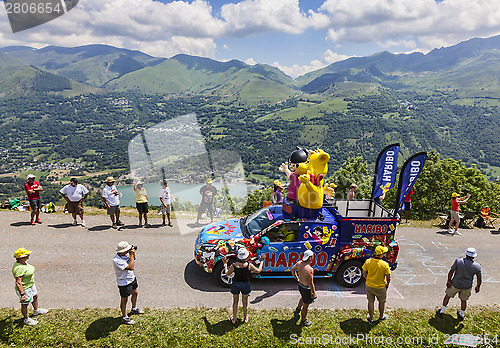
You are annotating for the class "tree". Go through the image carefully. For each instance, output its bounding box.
[326,156,372,199]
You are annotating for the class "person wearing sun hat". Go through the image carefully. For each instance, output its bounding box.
[223,248,264,324]
[291,249,317,327]
[102,176,124,229]
[195,178,218,226]
[448,192,471,235]
[362,245,391,324]
[12,248,48,326]
[437,247,481,321]
[113,241,144,325]
[271,180,284,204]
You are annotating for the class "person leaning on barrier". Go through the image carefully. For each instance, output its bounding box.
[362,246,391,324]
[437,247,481,321]
[113,241,144,325]
[12,248,49,326]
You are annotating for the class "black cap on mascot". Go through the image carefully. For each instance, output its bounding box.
[289,147,309,164]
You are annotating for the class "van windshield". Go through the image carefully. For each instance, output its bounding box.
[243,207,276,237]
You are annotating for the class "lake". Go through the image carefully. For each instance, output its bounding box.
[117,182,260,207]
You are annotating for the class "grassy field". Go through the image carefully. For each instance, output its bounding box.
[0,306,499,347]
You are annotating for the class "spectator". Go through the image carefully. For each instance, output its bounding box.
[12,248,48,326]
[102,177,124,229]
[403,188,413,223]
[24,174,43,225]
[291,249,317,326]
[134,180,150,227]
[374,191,386,206]
[448,192,471,235]
[347,183,357,200]
[362,246,391,324]
[223,248,264,324]
[437,247,481,321]
[271,180,284,204]
[60,178,89,227]
[113,241,144,325]
[196,179,218,226]
[159,179,175,227]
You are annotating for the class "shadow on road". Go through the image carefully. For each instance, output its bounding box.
[10,221,33,227]
[87,225,112,232]
[270,314,303,340]
[491,229,500,235]
[340,318,375,335]
[428,313,464,334]
[85,316,121,340]
[47,223,76,229]
[202,316,238,335]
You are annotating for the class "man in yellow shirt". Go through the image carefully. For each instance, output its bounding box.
[362,246,391,324]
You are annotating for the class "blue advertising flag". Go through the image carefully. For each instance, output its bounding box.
[395,152,427,212]
[372,143,400,199]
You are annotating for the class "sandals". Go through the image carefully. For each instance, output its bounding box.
[244,315,249,323]
[230,315,236,324]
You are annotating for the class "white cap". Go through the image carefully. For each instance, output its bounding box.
[303,250,314,261]
[116,241,132,253]
[237,248,249,260]
[27,174,35,179]
[465,247,477,258]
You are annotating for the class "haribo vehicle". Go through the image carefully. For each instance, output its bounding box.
[194,199,399,288]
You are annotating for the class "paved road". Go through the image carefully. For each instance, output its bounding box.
[1,211,498,311]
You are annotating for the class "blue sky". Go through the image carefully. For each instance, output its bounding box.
[1,0,500,78]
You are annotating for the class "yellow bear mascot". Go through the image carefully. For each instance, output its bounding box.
[297,149,330,209]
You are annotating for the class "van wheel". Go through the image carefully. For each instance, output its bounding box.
[213,261,234,288]
[336,260,364,288]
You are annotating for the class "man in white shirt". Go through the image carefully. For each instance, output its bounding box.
[159,179,175,227]
[102,177,123,229]
[60,178,89,227]
[113,241,144,325]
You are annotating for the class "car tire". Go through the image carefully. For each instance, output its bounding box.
[213,260,234,288]
[336,260,364,288]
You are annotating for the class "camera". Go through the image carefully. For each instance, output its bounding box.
[132,245,137,251]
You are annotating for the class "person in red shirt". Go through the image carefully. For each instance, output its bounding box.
[448,192,471,235]
[24,174,43,225]
[404,188,413,223]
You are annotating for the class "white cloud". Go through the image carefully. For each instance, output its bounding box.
[319,0,500,52]
[220,0,317,35]
[273,49,354,78]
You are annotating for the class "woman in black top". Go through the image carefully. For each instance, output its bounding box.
[223,248,264,324]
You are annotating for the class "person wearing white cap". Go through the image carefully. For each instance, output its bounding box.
[60,178,89,227]
[437,247,482,321]
[362,246,391,324]
[134,180,150,227]
[223,248,264,324]
[12,248,48,326]
[24,174,43,225]
[291,249,317,326]
[113,241,144,325]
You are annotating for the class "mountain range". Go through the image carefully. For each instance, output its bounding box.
[1,34,500,102]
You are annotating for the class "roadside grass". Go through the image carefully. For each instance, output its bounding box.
[1,306,499,347]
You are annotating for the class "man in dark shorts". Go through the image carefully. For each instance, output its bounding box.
[196,179,218,225]
[113,241,144,325]
[291,250,317,326]
[60,178,89,227]
[24,174,43,225]
[404,188,413,223]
